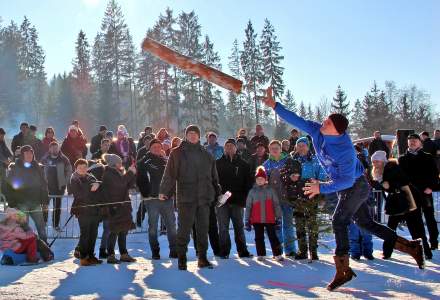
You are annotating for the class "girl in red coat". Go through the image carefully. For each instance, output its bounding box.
[245,166,283,261]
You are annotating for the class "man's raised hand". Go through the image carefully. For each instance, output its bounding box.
[261,87,276,109]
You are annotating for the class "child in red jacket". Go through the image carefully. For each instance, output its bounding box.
[245,166,283,261]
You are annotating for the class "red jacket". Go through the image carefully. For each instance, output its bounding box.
[245,184,282,224]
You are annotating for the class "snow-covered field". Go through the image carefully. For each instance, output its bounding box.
[0,225,439,300]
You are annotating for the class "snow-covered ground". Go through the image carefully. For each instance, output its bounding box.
[0,225,439,300]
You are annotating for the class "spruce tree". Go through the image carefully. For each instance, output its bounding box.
[331,85,350,117]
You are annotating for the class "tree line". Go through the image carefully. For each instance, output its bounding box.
[0,0,438,140]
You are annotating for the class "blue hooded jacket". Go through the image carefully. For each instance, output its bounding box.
[274,102,364,193]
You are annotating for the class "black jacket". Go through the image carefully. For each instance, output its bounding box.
[90,134,104,155]
[422,138,438,157]
[160,141,220,205]
[0,140,13,168]
[368,138,390,158]
[248,153,269,176]
[216,154,253,207]
[137,152,167,198]
[69,172,100,217]
[398,149,439,192]
[3,159,48,208]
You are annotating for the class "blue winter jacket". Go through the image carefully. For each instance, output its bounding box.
[205,143,224,160]
[274,102,364,193]
[292,152,327,181]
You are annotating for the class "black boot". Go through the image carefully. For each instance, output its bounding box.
[99,248,108,259]
[169,250,178,259]
[178,255,187,271]
[198,254,213,269]
[152,249,160,260]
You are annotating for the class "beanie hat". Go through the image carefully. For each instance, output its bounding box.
[371,150,387,163]
[296,136,309,147]
[149,138,162,148]
[185,125,201,138]
[99,125,107,132]
[0,128,5,135]
[163,138,172,146]
[255,166,267,180]
[68,125,78,132]
[407,133,421,141]
[103,153,122,168]
[328,113,349,134]
[224,138,236,147]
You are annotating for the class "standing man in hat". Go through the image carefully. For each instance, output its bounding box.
[90,125,108,155]
[160,125,221,270]
[399,133,439,250]
[261,87,425,291]
[216,138,253,259]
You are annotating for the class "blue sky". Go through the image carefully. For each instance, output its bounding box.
[1,0,439,108]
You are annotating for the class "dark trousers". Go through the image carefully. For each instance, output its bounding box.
[294,197,319,255]
[216,203,248,256]
[43,196,62,228]
[177,202,209,257]
[332,175,397,256]
[107,231,128,255]
[192,204,220,256]
[383,208,432,257]
[253,223,281,257]
[78,215,100,258]
[146,199,177,253]
[420,194,439,247]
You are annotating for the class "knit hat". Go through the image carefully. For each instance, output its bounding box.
[149,138,162,148]
[0,128,5,135]
[99,125,107,132]
[328,113,349,134]
[224,138,236,147]
[296,136,309,147]
[185,125,201,138]
[103,153,122,167]
[371,150,387,163]
[255,166,267,180]
[408,133,421,141]
[236,137,246,145]
[68,125,78,132]
[163,138,172,146]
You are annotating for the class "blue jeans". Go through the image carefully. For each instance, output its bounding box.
[146,199,177,253]
[332,175,396,256]
[349,222,373,257]
[276,203,297,254]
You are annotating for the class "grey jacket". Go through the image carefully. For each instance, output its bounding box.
[245,184,282,225]
[41,152,73,191]
[160,141,221,205]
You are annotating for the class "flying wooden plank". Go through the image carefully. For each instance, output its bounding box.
[142,37,242,94]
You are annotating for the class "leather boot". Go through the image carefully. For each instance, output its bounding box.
[327,255,357,291]
[394,236,425,269]
[178,255,187,271]
[197,254,213,269]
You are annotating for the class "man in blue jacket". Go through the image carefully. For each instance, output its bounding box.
[261,88,424,291]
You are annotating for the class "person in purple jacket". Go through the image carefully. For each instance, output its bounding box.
[261,87,425,291]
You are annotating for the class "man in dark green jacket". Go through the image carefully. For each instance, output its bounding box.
[160,125,221,271]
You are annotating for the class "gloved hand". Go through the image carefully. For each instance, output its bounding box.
[275,219,282,231]
[245,222,252,232]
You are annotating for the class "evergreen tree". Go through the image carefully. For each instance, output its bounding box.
[18,16,46,125]
[283,89,296,113]
[260,18,284,126]
[72,30,95,133]
[93,0,135,128]
[241,20,263,124]
[299,101,307,118]
[227,39,245,128]
[331,85,350,117]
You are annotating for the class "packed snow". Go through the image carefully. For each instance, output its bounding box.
[0,222,439,300]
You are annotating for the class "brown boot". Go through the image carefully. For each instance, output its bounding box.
[327,255,357,291]
[394,236,425,269]
[120,253,137,263]
[80,257,96,266]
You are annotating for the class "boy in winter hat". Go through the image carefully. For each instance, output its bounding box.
[245,166,283,261]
